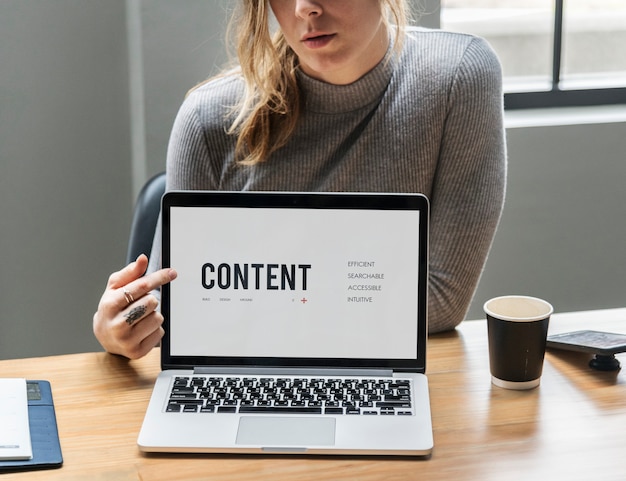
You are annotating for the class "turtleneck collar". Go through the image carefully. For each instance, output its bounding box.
[296,41,397,115]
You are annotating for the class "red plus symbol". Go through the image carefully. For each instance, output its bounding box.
[301,298,308,304]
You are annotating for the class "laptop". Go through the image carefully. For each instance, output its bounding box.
[138,191,433,456]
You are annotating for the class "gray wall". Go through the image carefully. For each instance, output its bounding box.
[1,1,624,360]
[468,118,626,319]
[1,0,132,360]
[0,0,231,360]
[138,0,231,182]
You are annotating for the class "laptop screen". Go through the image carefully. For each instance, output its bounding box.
[161,191,428,372]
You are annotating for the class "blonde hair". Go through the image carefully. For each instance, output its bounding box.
[225,0,409,165]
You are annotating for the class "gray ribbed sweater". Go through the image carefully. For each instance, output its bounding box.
[150,27,507,333]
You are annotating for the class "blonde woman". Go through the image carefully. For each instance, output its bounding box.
[94,0,506,359]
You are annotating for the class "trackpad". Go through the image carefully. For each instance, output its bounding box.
[236,417,336,447]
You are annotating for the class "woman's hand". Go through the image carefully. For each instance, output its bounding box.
[93,254,177,359]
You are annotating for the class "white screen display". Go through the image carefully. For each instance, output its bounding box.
[168,206,421,360]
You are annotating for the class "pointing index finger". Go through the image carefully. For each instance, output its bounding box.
[126,268,178,303]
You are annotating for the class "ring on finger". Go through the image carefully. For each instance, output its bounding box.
[122,288,135,305]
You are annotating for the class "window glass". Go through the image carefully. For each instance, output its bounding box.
[440,0,555,93]
[561,0,626,89]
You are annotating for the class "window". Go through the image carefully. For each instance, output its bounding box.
[439,0,626,109]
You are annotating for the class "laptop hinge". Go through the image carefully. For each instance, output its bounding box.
[193,367,394,377]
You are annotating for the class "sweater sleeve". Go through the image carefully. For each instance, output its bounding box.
[427,37,507,333]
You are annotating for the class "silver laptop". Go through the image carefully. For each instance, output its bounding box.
[138,191,433,456]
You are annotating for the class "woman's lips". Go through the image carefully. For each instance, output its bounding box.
[302,33,335,49]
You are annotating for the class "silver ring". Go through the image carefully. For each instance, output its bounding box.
[123,288,134,305]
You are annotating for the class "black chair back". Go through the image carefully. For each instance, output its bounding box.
[126,172,166,264]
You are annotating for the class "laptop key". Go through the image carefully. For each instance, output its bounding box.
[170,394,198,400]
[170,399,203,405]
[384,394,410,402]
[172,387,195,394]
[324,407,344,415]
[239,406,322,414]
[376,401,411,409]
[217,406,237,413]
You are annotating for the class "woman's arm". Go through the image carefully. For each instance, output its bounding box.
[427,37,507,333]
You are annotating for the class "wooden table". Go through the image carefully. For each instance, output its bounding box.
[1,308,625,480]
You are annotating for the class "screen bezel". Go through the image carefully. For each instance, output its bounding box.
[160,191,429,373]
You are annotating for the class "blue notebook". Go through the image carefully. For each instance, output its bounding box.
[0,380,63,472]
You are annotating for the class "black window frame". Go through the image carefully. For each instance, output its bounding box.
[503,0,626,110]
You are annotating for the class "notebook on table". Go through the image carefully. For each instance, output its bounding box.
[138,190,433,456]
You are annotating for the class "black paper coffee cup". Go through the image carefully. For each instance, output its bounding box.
[484,296,553,390]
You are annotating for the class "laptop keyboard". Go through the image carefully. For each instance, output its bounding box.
[166,376,414,416]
